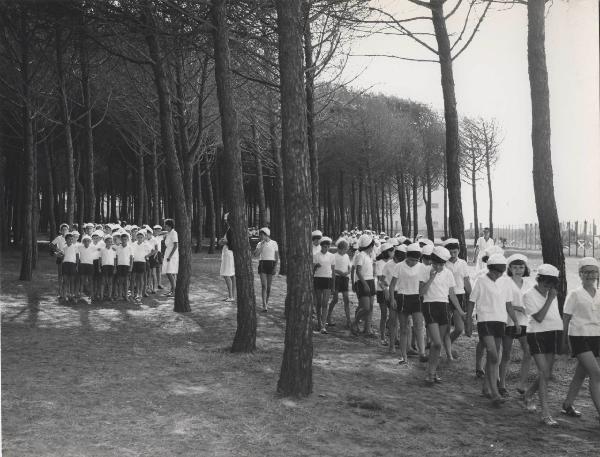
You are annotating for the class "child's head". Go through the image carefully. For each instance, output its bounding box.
[405,243,422,266]
[444,239,460,259]
[358,234,374,252]
[153,224,162,235]
[578,257,599,285]
[336,239,348,254]
[104,235,113,247]
[535,264,560,289]
[82,235,91,246]
[377,243,394,261]
[394,244,407,262]
[92,232,100,244]
[260,227,271,241]
[430,246,450,272]
[486,254,507,280]
[506,254,529,277]
[60,223,69,235]
[320,236,332,253]
[136,231,145,243]
[65,233,73,245]
[311,230,322,246]
[120,233,129,245]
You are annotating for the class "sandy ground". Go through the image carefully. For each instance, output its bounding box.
[2,249,599,457]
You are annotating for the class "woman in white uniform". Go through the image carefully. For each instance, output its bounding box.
[162,219,179,297]
[219,214,236,302]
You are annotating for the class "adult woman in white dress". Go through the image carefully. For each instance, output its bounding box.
[161,219,179,297]
[219,214,236,302]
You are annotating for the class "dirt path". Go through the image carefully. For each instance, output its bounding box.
[2,251,599,456]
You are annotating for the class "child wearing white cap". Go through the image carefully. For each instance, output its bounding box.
[313,236,335,333]
[419,246,465,385]
[116,233,134,301]
[60,233,78,301]
[78,235,97,300]
[218,216,236,302]
[326,239,352,329]
[99,235,116,301]
[469,254,519,406]
[522,264,564,426]
[50,223,70,298]
[351,234,376,337]
[254,227,278,312]
[375,242,395,345]
[132,231,150,300]
[498,254,533,397]
[561,257,600,423]
[311,230,323,256]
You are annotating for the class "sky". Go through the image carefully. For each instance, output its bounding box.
[337,0,600,227]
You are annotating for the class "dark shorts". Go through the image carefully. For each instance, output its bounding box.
[527,330,563,355]
[355,279,376,298]
[258,260,276,275]
[117,265,130,277]
[506,325,527,339]
[101,265,115,276]
[133,261,146,273]
[422,302,450,326]
[314,277,332,290]
[399,294,421,315]
[569,335,600,357]
[93,259,101,276]
[79,263,94,276]
[477,321,506,338]
[62,261,76,276]
[376,291,386,305]
[56,257,63,265]
[148,255,159,268]
[334,275,349,293]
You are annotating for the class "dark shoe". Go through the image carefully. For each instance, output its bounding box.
[561,404,582,418]
[475,369,485,378]
[498,387,509,398]
[419,355,429,363]
[433,373,442,383]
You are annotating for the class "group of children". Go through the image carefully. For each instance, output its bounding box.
[309,228,600,427]
[50,221,172,302]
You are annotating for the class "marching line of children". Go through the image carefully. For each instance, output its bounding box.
[50,222,170,303]
[310,228,600,427]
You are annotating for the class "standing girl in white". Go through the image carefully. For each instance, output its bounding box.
[161,219,179,297]
[219,214,236,302]
[254,227,278,312]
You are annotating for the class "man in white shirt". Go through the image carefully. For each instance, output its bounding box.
[473,227,495,269]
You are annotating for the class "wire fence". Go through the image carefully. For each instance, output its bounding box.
[488,220,599,258]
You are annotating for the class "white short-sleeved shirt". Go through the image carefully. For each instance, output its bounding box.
[471,274,509,323]
[313,251,335,278]
[164,230,179,253]
[258,240,279,261]
[91,240,105,259]
[132,242,150,263]
[78,245,97,265]
[51,235,67,251]
[381,260,397,291]
[393,261,425,295]
[523,287,563,333]
[354,251,374,282]
[375,259,389,291]
[312,244,321,256]
[564,287,600,336]
[100,247,116,266]
[334,253,351,275]
[116,245,133,266]
[61,244,78,263]
[445,258,469,294]
[498,276,533,326]
[476,237,495,257]
[419,267,456,303]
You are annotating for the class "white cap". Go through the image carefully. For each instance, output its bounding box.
[260,227,271,237]
[506,253,528,265]
[407,243,422,253]
[487,254,507,266]
[380,242,393,252]
[311,230,322,238]
[131,225,139,230]
[389,238,400,246]
[538,264,559,277]
[419,238,433,246]
[443,238,459,247]
[484,245,504,257]
[124,225,132,231]
[432,246,451,262]
[153,224,162,230]
[104,234,112,241]
[421,244,434,256]
[320,236,332,245]
[137,229,146,236]
[578,257,599,269]
[358,234,373,248]
[82,235,92,241]
[397,236,407,244]
[92,230,102,237]
[395,244,407,253]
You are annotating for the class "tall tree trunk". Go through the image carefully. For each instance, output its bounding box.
[471,159,480,241]
[195,162,203,253]
[45,142,57,239]
[269,111,287,275]
[443,161,448,238]
[32,145,39,268]
[431,1,467,258]
[357,173,363,228]
[144,8,191,313]
[252,122,267,228]
[0,147,7,250]
[174,55,194,218]
[303,1,319,222]
[276,0,314,397]
[350,179,356,228]
[136,150,144,227]
[485,147,494,239]
[412,176,418,238]
[396,171,408,235]
[527,0,567,310]
[211,0,257,352]
[56,27,76,226]
[80,33,95,222]
[151,140,160,225]
[405,181,412,238]
[205,157,216,254]
[338,169,345,233]
[424,169,434,241]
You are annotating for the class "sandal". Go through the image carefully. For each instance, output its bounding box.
[522,397,537,412]
[475,369,485,379]
[498,387,509,398]
[541,416,559,427]
[433,373,442,383]
[398,358,407,365]
[561,404,582,418]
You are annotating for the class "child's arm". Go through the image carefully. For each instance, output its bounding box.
[449,288,466,319]
[389,277,398,310]
[129,254,133,272]
[562,313,572,353]
[505,301,520,335]
[419,269,437,295]
[464,276,472,295]
[531,289,556,323]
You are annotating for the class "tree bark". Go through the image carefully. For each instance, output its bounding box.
[174,55,194,218]
[276,0,314,397]
[338,169,345,233]
[269,111,287,275]
[45,142,57,239]
[485,144,494,239]
[80,32,95,222]
[55,27,76,226]
[471,156,480,241]
[195,162,204,252]
[527,0,567,310]
[211,0,257,352]
[412,176,418,237]
[357,172,363,228]
[431,1,467,258]
[303,1,319,223]
[424,169,434,241]
[405,182,412,238]
[252,122,267,228]
[205,156,216,254]
[151,140,160,225]
[144,6,191,313]
[396,171,408,235]
[443,161,448,238]
[136,149,145,227]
